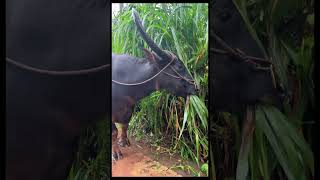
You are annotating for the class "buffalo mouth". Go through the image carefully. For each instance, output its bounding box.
[182,91,196,99]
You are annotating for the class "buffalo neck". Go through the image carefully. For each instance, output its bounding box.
[130,79,160,103]
[112,54,163,102]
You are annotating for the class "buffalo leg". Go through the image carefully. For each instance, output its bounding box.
[112,123,122,161]
[117,123,130,147]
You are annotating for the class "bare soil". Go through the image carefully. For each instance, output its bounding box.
[112,137,205,177]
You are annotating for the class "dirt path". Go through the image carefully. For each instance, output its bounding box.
[112,138,203,177]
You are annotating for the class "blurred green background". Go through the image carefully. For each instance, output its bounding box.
[210,0,314,180]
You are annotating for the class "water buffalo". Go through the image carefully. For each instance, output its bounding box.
[111,9,197,161]
[210,0,282,113]
[6,0,110,179]
[210,0,284,177]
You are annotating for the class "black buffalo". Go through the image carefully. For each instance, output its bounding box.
[111,10,196,161]
[209,0,284,177]
[210,0,282,113]
[6,0,110,179]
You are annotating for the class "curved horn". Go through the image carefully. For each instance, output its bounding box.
[132,9,170,60]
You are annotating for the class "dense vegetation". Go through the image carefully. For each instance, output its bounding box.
[68,120,110,180]
[210,0,314,180]
[112,3,209,175]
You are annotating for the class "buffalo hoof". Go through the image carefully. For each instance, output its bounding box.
[118,137,130,147]
[112,150,123,161]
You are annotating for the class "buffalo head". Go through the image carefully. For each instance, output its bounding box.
[132,9,197,98]
[210,0,283,112]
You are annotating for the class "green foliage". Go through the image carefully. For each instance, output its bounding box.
[254,105,314,180]
[68,120,110,180]
[171,163,208,177]
[113,3,209,170]
[210,0,314,180]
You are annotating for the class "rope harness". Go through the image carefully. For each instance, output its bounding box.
[112,51,196,88]
[6,57,110,75]
[6,51,196,89]
[211,32,277,89]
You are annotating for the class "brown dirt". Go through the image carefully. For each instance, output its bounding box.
[112,138,204,177]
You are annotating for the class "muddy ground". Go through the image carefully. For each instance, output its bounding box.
[112,137,206,177]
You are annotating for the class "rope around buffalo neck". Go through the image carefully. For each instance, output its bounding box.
[112,56,175,86]
[211,32,277,89]
[6,57,110,75]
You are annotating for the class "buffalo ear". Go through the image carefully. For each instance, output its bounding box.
[143,48,156,64]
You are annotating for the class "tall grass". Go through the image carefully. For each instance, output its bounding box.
[112,3,209,171]
[68,120,110,180]
[210,0,314,179]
